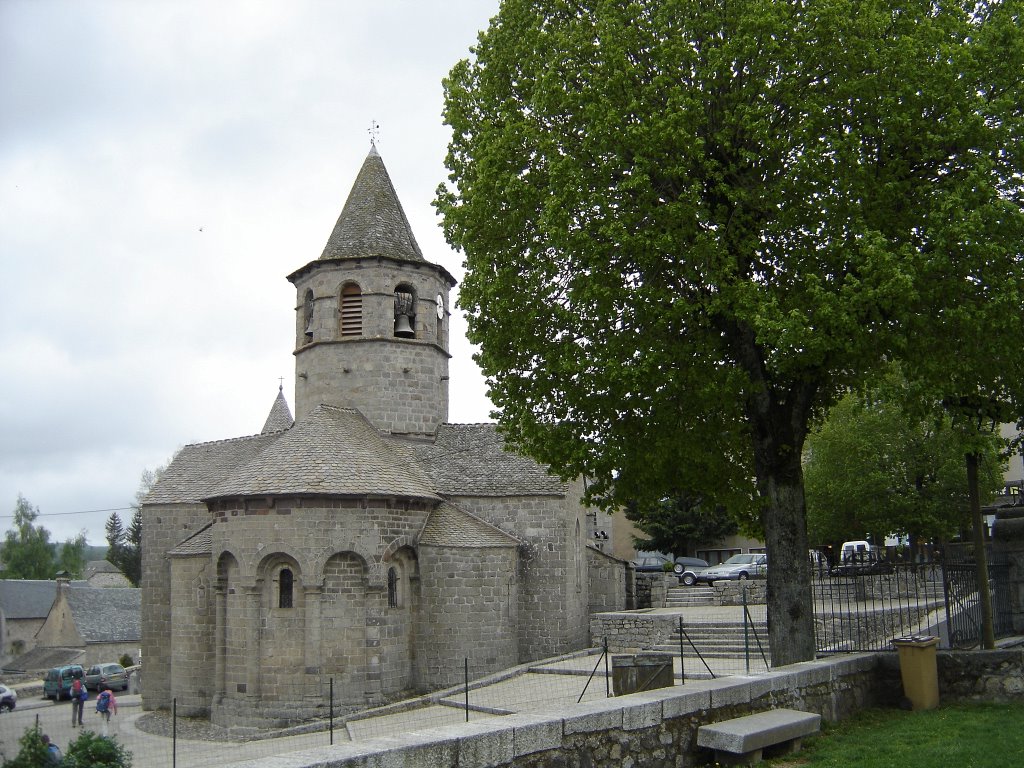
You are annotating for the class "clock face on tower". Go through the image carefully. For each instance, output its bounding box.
[436,294,444,320]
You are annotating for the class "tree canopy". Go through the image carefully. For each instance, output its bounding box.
[438,0,1024,664]
[803,381,1006,548]
[626,493,739,559]
[0,495,87,579]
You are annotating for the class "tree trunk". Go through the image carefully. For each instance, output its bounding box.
[966,451,996,649]
[758,455,817,666]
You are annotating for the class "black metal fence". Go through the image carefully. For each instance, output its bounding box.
[811,548,1014,653]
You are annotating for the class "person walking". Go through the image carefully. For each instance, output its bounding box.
[95,687,118,736]
[70,678,86,727]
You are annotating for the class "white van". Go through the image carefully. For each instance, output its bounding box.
[840,540,872,562]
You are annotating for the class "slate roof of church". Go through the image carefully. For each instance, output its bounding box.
[63,586,141,643]
[168,522,213,557]
[413,423,567,497]
[142,431,283,505]
[316,143,425,263]
[262,386,295,434]
[206,405,442,501]
[418,502,520,548]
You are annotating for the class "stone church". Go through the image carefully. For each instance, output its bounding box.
[141,144,626,727]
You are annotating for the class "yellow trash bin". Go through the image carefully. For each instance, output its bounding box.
[892,635,940,711]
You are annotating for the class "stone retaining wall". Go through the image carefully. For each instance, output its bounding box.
[223,646,1024,768]
[227,654,883,768]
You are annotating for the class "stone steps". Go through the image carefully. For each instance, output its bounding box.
[665,585,716,607]
[647,621,770,658]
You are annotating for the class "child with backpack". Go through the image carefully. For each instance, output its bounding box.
[95,687,118,735]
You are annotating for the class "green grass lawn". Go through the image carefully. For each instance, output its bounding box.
[765,702,1024,768]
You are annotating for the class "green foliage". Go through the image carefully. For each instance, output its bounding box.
[3,726,52,767]
[118,653,134,668]
[1,495,56,579]
[438,0,1024,665]
[64,729,132,768]
[57,532,89,578]
[804,385,1005,546]
[626,494,739,557]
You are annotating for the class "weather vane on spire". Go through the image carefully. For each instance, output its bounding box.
[368,120,381,146]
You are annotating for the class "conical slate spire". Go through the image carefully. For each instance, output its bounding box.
[319,144,424,262]
[261,385,294,434]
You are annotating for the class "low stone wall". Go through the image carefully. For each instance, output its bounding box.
[590,612,679,652]
[876,647,1024,703]
[712,581,766,605]
[228,654,883,768]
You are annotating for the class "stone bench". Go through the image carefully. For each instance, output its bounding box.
[696,708,821,765]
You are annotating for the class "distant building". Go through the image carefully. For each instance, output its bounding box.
[83,560,132,588]
[141,144,626,728]
[0,576,140,671]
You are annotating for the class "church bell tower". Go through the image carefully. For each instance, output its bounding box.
[288,144,455,436]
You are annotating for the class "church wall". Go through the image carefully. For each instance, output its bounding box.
[294,339,449,433]
[169,553,214,716]
[415,544,518,690]
[140,502,210,712]
[450,493,590,662]
[586,546,628,617]
[207,497,428,725]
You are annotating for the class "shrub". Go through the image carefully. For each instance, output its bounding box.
[65,729,132,767]
[118,653,134,669]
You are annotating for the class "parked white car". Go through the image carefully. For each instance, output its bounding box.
[698,553,767,583]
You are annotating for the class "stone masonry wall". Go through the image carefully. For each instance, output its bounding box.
[292,258,451,431]
[206,497,431,726]
[586,547,626,616]
[169,553,214,716]
[454,494,590,663]
[416,545,518,690]
[227,653,885,768]
[141,502,210,712]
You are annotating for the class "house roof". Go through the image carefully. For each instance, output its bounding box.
[316,144,425,263]
[206,405,442,502]
[0,579,87,620]
[414,423,566,497]
[418,502,521,548]
[64,586,141,643]
[262,386,294,434]
[85,560,120,575]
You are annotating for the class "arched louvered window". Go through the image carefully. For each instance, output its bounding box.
[302,290,314,343]
[387,566,398,608]
[340,282,362,337]
[278,568,293,609]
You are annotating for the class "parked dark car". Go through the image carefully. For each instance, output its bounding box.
[673,557,710,586]
[830,551,895,577]
[85,663,129,692]
[0,683,17,712]
[632,553,674,573]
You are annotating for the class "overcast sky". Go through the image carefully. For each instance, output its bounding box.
[0,0,502,545]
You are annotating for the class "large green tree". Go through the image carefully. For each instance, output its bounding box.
[804,388,1005,548]
[437,0,1024,664]
[626,493,739,560]
[1,495,57,579]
